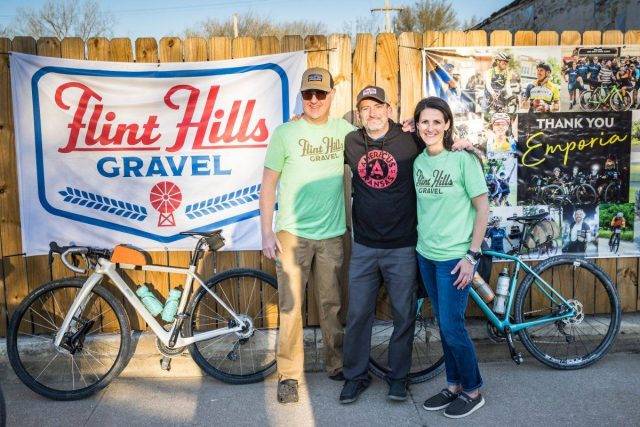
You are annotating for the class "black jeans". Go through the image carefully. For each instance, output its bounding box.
[343,242,417,381]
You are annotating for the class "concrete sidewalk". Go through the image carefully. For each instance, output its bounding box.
[2,352,640,426]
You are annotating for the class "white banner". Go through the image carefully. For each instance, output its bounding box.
[10,51,306,255]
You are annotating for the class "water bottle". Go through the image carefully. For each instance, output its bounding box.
[161,289,182,323]
[136,285,164,317]
[471,272,495,303]
[492,267,511,315]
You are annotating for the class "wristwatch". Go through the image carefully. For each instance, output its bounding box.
[467,249,481,260]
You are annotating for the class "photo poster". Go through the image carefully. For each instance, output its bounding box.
[423,45,639,260]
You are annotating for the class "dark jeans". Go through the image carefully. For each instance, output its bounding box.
[343,242,417,381]
[417,253,483,392]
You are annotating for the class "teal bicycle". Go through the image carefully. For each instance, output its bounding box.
[370,217,621,382]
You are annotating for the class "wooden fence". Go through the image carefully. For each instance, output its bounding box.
[1,29,640,337]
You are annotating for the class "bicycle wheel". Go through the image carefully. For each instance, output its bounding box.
[575,184,597,205]
[579,90,600,111]
[541,184,563,205]
[603,182,622,203]
[514,256,621,370]
[368,288,445,384]
[610,91,632,111]
[184,268,278,384]
[7,278,132,400]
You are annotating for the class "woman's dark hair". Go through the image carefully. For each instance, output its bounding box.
[413,96,455,150]
[413,96,484,166]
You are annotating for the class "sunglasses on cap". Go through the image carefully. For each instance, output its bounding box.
[301,90,328,101]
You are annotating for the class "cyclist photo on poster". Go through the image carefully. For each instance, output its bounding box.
[562,205,599,256]
[597,203,635,254]
[561,46,640,112]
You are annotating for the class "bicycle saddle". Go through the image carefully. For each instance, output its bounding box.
[180,229,225,251]
[507,212,548,223]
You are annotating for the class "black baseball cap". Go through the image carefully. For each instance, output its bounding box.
[356,85,387,107]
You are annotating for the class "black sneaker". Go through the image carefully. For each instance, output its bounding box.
[329,371,345,381]
[444,392,485,418]
[387,379,408,401]
[339,378,370,404]
[277,379,299,404]
[422,389,458,411]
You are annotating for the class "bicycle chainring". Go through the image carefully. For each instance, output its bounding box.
[486,321,507,343]
[156,325,186,357]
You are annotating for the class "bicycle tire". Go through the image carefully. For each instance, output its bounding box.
[610,91,632,111]
[184,268,279,385]
[575,184,597,205]
[368,295,445,384]
[514,256,621,370]
[541,184,563,206]
[603,182,621,203]
[7,278,132,400]
[579,90,600,111]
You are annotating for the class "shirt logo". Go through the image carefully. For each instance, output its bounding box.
[415,169,453,194]
[357,149,398,189]
[298,136,343,161]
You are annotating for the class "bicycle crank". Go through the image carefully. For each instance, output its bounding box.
[504,327,524,365]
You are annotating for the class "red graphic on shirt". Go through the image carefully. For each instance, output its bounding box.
[357,149,398,189]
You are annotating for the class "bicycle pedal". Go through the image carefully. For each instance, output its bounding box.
[160,356,172,371]
[512,353,524,365]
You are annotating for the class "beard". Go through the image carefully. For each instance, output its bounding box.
[364,118,386,133]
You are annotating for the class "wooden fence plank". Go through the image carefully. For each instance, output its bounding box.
[209,37,231,61]
[87,37,110,61]
[36,37,61,57]
[537,31,559,45]
[110,38,133,62]
[352,33,375,114]
[328,34,351,119]
[135,38,159,63]
[375,33,399,121]
[560,31,581,45]
[490,30,512,46]
[281,35,303,53]
[61,37,84,59]
[602,30,624,45]
[0,38,11,335]
[582,31,602,45]
[2,37,36,333]
[184,37,208,61]
[514,31,536,45]
[617,258,638,312]
[595,258,616,314]
[232,36,256,58]
[256,36,280,55]
[398,32,422,122]
[443,30,466,47]
[159,37,183,62]
[423,31,444,47]
[466,30,487,46]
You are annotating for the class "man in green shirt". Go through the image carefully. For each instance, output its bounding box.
[260,67,354,404]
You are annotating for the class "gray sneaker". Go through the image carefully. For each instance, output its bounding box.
[444,392,485,418]
[422,389,458,411]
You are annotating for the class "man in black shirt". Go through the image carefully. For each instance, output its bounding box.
[339,86,420,404]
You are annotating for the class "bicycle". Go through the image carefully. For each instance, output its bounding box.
[609,227,622,254]
[7,230,279,400]
[580,83,632,111]
[542,174,597,207]
[369,213,621,381]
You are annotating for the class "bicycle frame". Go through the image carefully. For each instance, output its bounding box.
[54,257,246,348]
[468,250,576,334]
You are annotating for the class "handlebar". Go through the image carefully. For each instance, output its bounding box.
[49,242,112,274]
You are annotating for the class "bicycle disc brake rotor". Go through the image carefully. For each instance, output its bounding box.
[229,314,255,340]
[561,299,584,326]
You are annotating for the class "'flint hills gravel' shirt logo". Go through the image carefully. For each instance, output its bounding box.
[298,137,344,161]
[357,149,398,189]
[416,169,453,194]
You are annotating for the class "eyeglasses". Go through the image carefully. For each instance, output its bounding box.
[301,90,328,101]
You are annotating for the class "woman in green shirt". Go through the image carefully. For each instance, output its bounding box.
[413,97,489,419]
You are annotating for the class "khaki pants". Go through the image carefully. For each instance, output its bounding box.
[275,230,344,381]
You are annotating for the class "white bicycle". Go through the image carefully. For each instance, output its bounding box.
[7,230,279,400]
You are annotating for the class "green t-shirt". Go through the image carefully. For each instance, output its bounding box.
[413,149,488,261]
[264,117,355,240]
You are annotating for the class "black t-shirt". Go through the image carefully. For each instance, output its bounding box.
[344,120,422,249]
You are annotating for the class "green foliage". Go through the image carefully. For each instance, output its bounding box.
[547,57,563,86]
[599,203,635,232]
[597,229,634,241]
[632,120,640,145]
